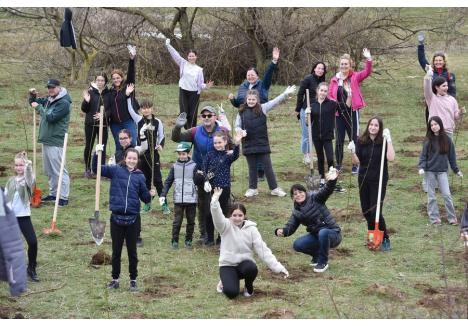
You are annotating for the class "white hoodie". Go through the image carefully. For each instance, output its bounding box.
[210,200,287,274]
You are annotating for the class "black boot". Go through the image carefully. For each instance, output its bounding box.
[27,266,40,282]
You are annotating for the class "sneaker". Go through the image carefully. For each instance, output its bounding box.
[84,170,92,178]
[381,238,391,252]
[27,267,40,282]
[313,263,329,273]
[184,240,192,248]
[431,220,442,226]
[136,238,143,247]
[244,189,259,197]
[171,241,179,249]
[41,195,56,202]
[351,165,359,175]
[58,199,69,206]
[334,184,347,193]
[162,203,171,215]
[271,187,287,197]
[449,220,459,226]
[129,280,138,292]
[204,240,215,247]
[243,287,253,297]
[309,258,318,267]
[216,280,223,293]
[108,279,119,289]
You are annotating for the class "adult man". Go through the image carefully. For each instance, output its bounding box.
[29,79,72,206]
[171,107,229,246]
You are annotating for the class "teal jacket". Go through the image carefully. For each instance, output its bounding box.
[29,88,72,147]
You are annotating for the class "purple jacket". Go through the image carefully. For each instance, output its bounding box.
[328,59,373,112]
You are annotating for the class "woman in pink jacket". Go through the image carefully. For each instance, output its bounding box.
[328,48,373,175]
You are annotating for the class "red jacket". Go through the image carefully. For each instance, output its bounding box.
[328,59,373,112]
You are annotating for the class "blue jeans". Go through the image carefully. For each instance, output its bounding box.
[300,108,309,154]
[110,119,137,151]
[293,229,342,265]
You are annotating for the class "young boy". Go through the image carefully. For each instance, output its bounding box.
[159,142,201,249]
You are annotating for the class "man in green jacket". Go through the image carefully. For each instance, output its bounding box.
[29,79,72,206]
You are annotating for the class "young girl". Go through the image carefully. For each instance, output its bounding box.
[4,152,39,282]
[200,130,243,245]
[93,147,155,291]
[349,116,395,251]
[125,84,169,215]
[81,73,109,178]
[235,86,296,197]
[210,187,289,299]
[306,82,343,192]
[418,116,462,225]
[328,49,373,174]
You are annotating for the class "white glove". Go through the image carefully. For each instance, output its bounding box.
[382,128,392,144]
[418,169,425,175]
[326,166,338,181]
[457,171,463,178]
[425,65,433,77]
[363,48,371,60]
[241,129,247,137]
[336,72,344,86]
[127,44,136,57]
[140,123,150,138]
[159,197,165,206]
[95,144,104,152]
[305,107,311,115]
[165,38,170,46]
[281,268,289,278]
[204,181,212,193]
[347,141,356,154]
[284,85,296,95]
[417,32,425,44]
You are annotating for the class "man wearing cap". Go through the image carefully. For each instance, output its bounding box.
[28,79,72,206]
[172,107,230,246]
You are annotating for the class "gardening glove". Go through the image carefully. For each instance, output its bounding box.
[418,169,425,175]
[457,171,463,178]
[143,202,151,212]
[204,181,212,193]
[127,44,136,57]
[280,268,289,279]
[95,144,104,152]
[425,65,433,77]
[382,128,392,144]
[417,32,425,45]
[284,85,296,95]
[347,141,356,154]
[326,166,338,181]
[159,197,166,206]
[336,72,344,87]
[139,123,150,139]
[363,48,372,60]
[165,38,170,46]
[175,112,187,128]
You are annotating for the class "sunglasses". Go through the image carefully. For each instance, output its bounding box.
[201,114,215,119]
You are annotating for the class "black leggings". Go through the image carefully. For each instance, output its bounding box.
[358,177,389,239]
[179,88,200,129]
[110,219,138,280]
[139,154,163,196]
[17,216,38,269]
[335,107,358,168]
[219,260,258,299]
[312,138,334,178]
[84,124,108,171]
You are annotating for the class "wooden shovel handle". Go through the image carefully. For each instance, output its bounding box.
[306,89,315,171]
[52,133,68,223]
[95,105,104,211]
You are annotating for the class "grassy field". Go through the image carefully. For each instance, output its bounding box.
[0,50,467,319]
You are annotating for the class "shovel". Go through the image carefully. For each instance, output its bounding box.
[31,109,42,208]
[43,132,68,235]
[304,89,321,191]
[88,105,106,245]
[367,138,387,251]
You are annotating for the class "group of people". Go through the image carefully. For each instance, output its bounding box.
[1,34,465,299]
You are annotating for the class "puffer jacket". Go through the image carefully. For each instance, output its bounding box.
[92,155,151,215]
[328,59,373,111]
[0,190,27,297]
[81,83,110,126]
[277,179,340,236]
[161,159,198,204]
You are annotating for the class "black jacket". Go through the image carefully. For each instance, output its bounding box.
[59,8,77,49]
[277,179,340,236]
[239,108,269,155]
[295,73,324,113]
[81,85,110,126]
[310,98,338,141]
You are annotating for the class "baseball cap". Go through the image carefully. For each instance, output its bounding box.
[175,142,191,152]
[200,106,216,115]
[46,79,61,88]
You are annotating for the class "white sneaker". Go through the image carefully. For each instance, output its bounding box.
[243,287,253,297]
[216,280,223,293]
[270,187,286,197]
[244,189,259,197]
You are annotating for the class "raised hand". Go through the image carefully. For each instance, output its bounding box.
[417,32,425,45]
[127,44,136,59]
[211,187,223,202]
[175,112,187,128]
[362,48,371,60]
[272,47,280,63]
[234,129,245,145]
[425,64,433,77]
[126,83,135,96]
[285,85,296,95]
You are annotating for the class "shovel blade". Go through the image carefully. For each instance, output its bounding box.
[305,174,321,191]
[89,217,106,246]
[367,229,384,251]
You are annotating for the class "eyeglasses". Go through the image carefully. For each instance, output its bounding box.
[119,137,129,140]
[201,114,215,119]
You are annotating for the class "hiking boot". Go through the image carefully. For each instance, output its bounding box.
[271,187,287,197]
[184,240,192,249]
[107,279,119,289]
[351,165,359,175]
[42,195,56,202]
[334,184,347,193]
[216,280,223,293]
[58,198,69,207]
[129,280,138,292]
[244,189,258,197]
[171,241,179,249]
[136,237,143,247]
[243,287,254,297]
[162,203,171,215]
[381,238,391,252]
[313,263,329,273]
[27,266,40,282]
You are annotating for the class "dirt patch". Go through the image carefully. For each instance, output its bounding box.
[386,227,397,235]
[263,308,295,319]
[363,283,407,301]
[200,92,228,102]
[330,205,362,222]
[0,306,24,319]
[73,240,111,246]
[141,275,182,298]
[277,171,307,182]
[90,250,111,265]
[269,265,311,282]
[418,203,427,216]
[330,247,353,257]
[0,104,22,110]
[389,162,417,179]
[248,288,286,300]
[403,135,425,143]
[416,285,468,318]
[399,150,420,158]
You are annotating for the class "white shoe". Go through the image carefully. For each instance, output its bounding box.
[243,287,253,297]
[270,187,286,197]
[244,189,259,197]
[216,280,223,293]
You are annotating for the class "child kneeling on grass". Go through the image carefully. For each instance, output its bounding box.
[93,146,155,291]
